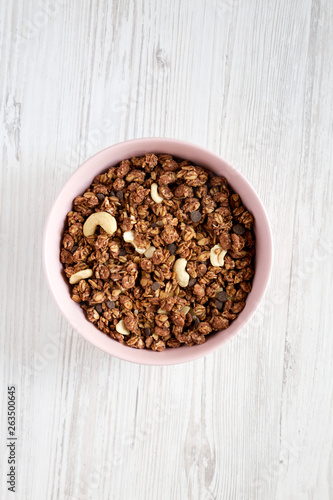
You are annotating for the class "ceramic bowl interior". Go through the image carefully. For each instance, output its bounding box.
[43,138,272,365]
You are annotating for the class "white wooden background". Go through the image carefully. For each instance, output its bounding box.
[1,0,333,499]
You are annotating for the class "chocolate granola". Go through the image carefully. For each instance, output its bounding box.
[60,153,255,351]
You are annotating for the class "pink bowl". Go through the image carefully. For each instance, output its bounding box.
[43,138,272,365]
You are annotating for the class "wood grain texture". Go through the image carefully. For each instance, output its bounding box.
[1,0,333,498]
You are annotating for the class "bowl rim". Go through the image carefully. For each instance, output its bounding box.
[43,137,273,365]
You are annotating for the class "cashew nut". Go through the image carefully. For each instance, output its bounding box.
[123,230,135,243]
[144,245,156,258]
[210,244,227,267]
[173,258,190,287]
[83,212,117,237]
[123,230,146,254]
[151,183,163,203]
[69,268,93,284]
[116,319,130,336]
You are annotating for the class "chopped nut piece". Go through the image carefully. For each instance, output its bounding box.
[181,306,190,315]
[116,320,131,336]
[69,269,93,284]
[144,245,156,258]
[123,230,146,254]
[210,244,227,267]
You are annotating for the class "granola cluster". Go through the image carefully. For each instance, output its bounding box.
[60,153,255,351]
